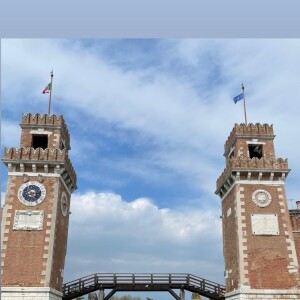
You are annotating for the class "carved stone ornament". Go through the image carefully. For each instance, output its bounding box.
[37,174,44,183]
[252,189,272,208]
[23,174,29,183]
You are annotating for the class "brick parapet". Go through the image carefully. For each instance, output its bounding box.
[224,123,274,155]
[216,157,289,193]
[2,147,77,192]
[22,113,66,128]
[21,113,70,150]
[3,147,66,161]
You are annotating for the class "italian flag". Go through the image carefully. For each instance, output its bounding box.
[42,83,51,94]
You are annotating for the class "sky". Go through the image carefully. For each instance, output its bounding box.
[1,39,300,299]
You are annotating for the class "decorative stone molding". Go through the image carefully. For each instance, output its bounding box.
[23,173,29,182]
[1,286,62,300]
[2,147,77,192]
[37,174,44,182]
[225,288,300,299]
[216,157,289,193]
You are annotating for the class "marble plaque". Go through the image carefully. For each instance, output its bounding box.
[251,214,279,235]
[13,210,44,231]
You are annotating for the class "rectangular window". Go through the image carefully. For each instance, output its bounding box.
[32,134,48,149]
[248,144,263,159]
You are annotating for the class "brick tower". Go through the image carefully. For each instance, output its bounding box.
[1,113,77,299]
[216,123,300,299]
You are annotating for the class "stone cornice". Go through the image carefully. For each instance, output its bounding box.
[216,157,289,196]
[2,147,77,192]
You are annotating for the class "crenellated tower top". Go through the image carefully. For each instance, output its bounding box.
[21,113,67,126]
[216,123,289,198]
[224,123,274,157]
[20,113,70,151]
[2,113,77,193]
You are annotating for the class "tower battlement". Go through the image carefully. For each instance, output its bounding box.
[216,157,289,194]
[2,147,77,192]
[3,147,67,161]
[22,113,67,127]
[224,123,274,156]
[21,113,70,150]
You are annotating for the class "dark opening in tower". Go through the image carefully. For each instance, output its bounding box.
[32,134,48,149]
[248,144,263,159]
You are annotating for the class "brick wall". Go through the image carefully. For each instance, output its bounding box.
[290,210,300,275]
[1,175,59,287]
[242,184,299,289]
[49,182,71,291]
[222,186,240,291]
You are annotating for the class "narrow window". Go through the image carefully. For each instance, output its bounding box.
[248,144,263,159]
[32,134,48,149]
[228,147,234,159]
[60,141,65,150]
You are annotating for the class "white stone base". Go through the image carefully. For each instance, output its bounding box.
[226,288,300,299]
[1,287,63,300]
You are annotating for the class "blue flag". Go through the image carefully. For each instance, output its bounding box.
[233,93,243,104]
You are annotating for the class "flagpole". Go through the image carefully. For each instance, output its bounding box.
[48,70,53,115]
[242,83,248,125]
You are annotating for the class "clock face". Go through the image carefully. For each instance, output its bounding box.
[252,189,272,208]
[61,193,68,217]
[18,181,46,206]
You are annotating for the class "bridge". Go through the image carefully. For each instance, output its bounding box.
[62,273,225,300]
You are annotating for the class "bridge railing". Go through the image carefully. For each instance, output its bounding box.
[62,273,225,299]
[187,274,224,294]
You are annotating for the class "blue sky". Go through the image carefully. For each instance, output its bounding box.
[1,39,300,299]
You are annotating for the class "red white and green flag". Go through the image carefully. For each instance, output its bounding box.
[42,82,52,94]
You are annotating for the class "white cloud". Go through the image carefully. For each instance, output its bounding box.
[65,191,223,282]
[70,192,221,241]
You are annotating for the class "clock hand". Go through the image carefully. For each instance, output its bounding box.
[28,190,36,197]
